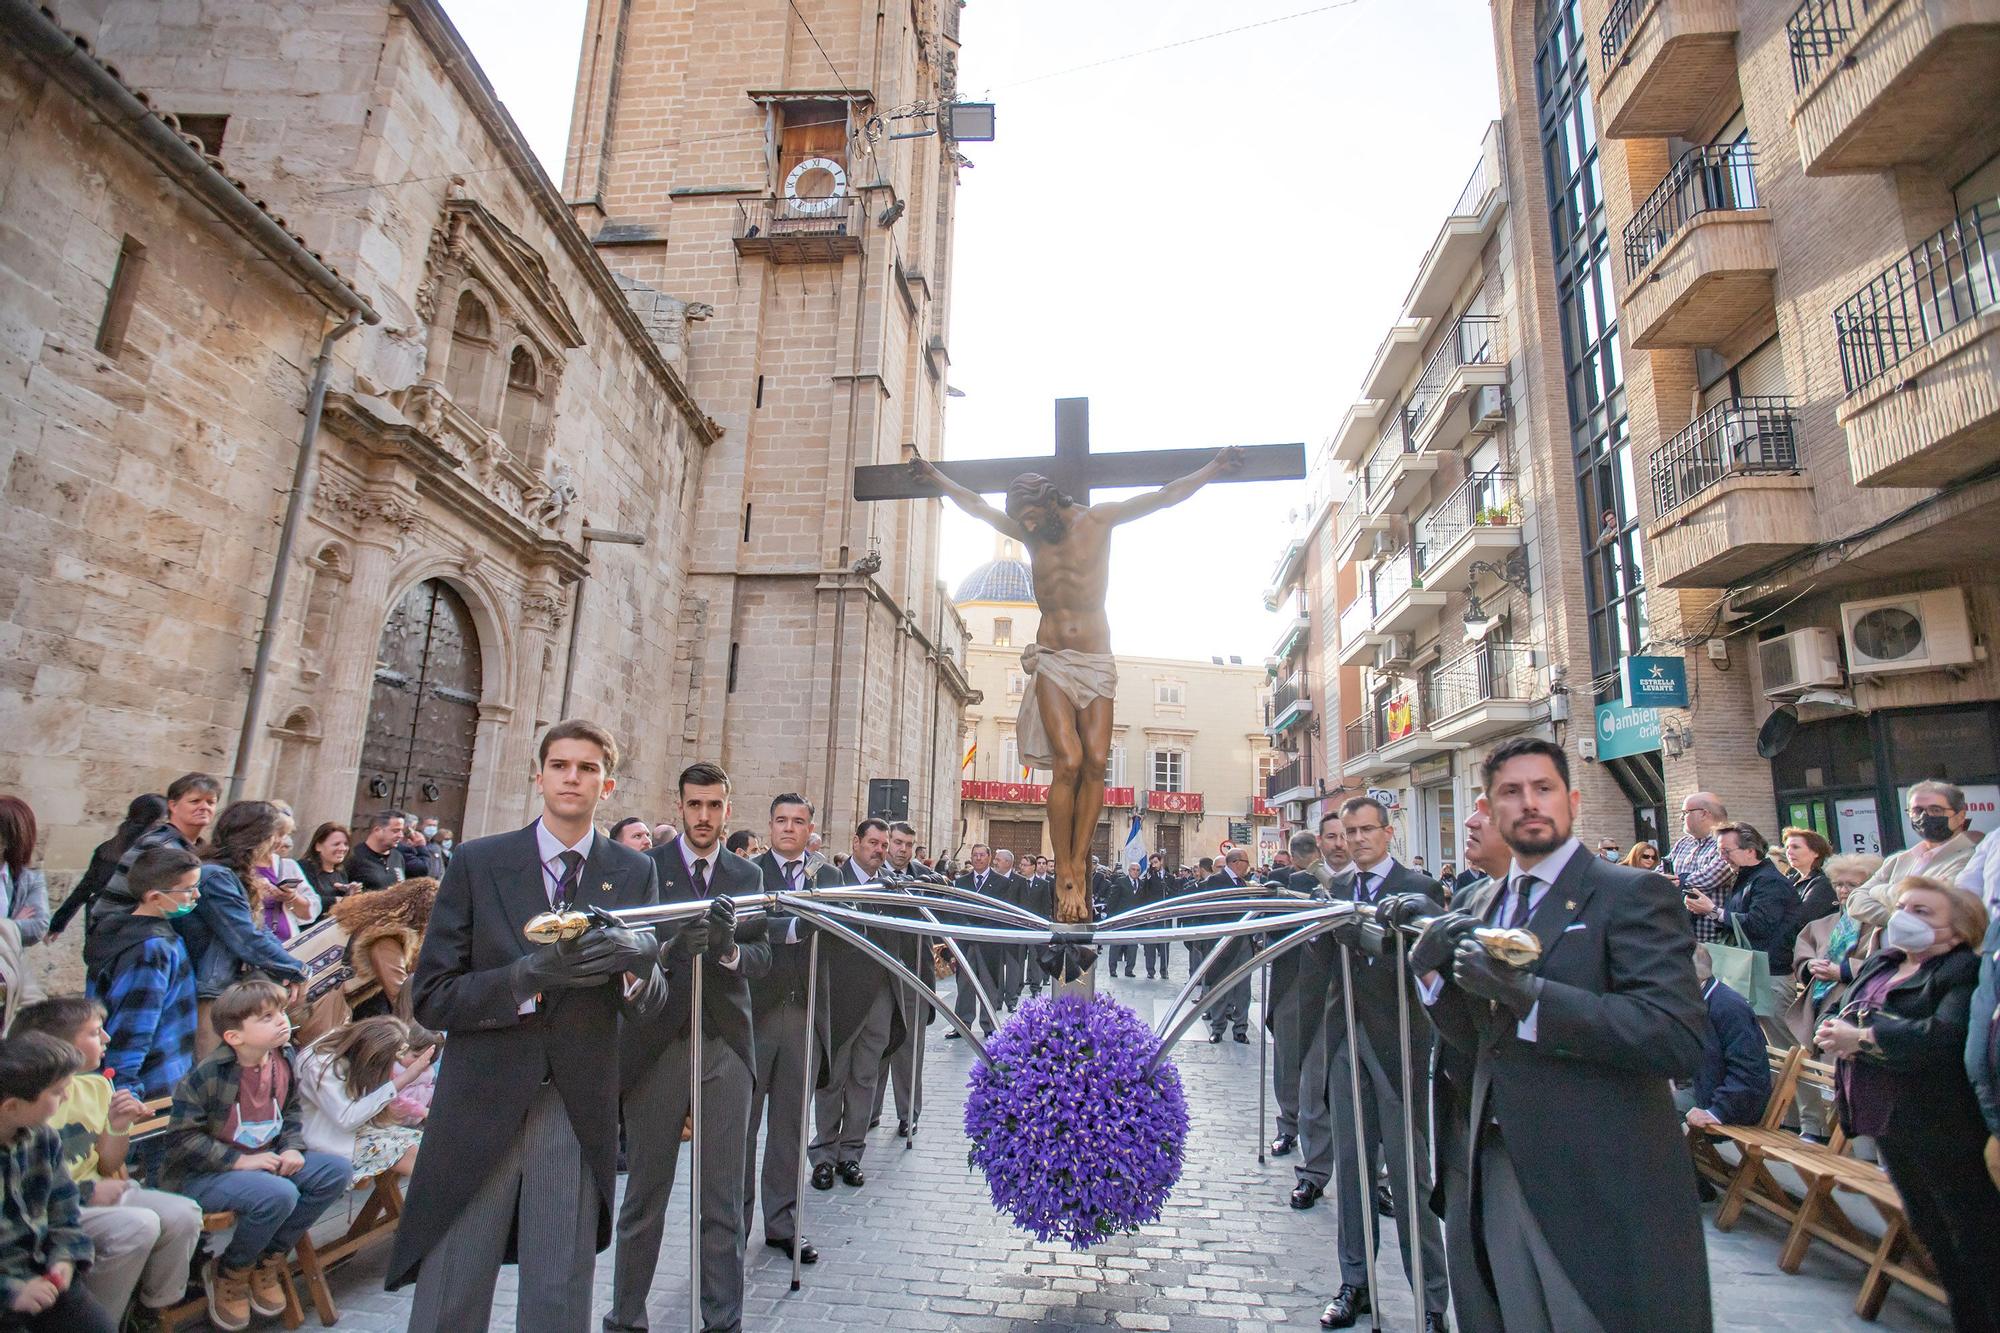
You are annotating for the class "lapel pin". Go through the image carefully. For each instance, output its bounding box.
[1565,899,1577,911]
[600,881,613,895]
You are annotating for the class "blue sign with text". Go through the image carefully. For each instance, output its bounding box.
[1621,655,1689,709]
[1596,698,1663,761]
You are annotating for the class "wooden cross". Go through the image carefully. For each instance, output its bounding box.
[852,397,1307,504]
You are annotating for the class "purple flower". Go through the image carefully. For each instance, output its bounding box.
[962,993,1189,1248]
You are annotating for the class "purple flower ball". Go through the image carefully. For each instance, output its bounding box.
[962,992,1189,1248]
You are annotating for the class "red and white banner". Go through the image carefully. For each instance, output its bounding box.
[961,781,1136,808]
[1146,790,1205,814]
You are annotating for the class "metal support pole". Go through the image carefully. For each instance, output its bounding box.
[791,933,819,1292]
[1395,934,1425,1318]
[688,960,704,1333]
[1339,943,1380,1331]
[1257,960,1269,1164]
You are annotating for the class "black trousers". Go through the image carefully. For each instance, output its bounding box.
[1144,942,1169,975]
[1876,1130,2000,1333]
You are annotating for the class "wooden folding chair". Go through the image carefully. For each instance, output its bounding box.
[290,1171,407,1326]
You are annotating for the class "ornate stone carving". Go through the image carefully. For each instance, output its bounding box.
[313,477,419,534]
[532,454,580,531]
[521,589,567,633]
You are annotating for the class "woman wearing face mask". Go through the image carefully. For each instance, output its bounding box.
[1846,781,1980,928]
[1816,877,1999,1331]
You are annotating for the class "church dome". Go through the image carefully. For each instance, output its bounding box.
[953,554,1034,605]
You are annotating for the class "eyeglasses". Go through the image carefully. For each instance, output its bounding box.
[1344,823,1387,835]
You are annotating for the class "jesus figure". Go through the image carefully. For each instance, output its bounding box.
[911,446,1243,923]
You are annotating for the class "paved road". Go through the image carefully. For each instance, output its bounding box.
[315,969,1948,1330]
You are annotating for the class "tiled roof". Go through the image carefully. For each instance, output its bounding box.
[953,557,1034,605]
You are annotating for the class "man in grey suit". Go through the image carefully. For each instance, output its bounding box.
[609,763,771,1333]
[871,820,939,1136]
[1316,794,1449,1331]
[1266,829,1324,1159]
[1293,809,1355,1202]
[744,794,837,1268]
[395,721,664,1333]
[947,845,1002,1037]
[810,820,904,1186]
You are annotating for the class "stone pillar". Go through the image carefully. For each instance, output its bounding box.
[464,703,519,837]
[301,494,408,826]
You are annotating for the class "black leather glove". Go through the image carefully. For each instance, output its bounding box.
[1453,937,1541,1019]
[1377,892,1433,930]
[510,941,610,1000]
[1410,909,1479,977]
[706,893,737,932]
[570,924,655,977]
[1354,919,1388,959]
[665,917,712,961]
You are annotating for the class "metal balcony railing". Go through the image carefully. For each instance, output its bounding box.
[1343,715,1379,765]
[1419,470,1520,568]
[1265,756,1306,800]
[1339,591,1376,650]
[1834,199,2000,394]
[1406,315,1502,432]
[1270,672,1308,721]
[1450,153,1491,218]
[1649,396,1800,513]
[1362,411,1417,502]
[1335,488,1370,551]
[1601,0,1646,64]
[1787,0,1872,90]
[1429,642,1538,720]
[1371,547,1417,611]
[1624,143,1760,280]
[733,195,862,256]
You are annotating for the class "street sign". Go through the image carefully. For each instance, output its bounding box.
[1596,697,1662,760]
[1621,655,1689,709]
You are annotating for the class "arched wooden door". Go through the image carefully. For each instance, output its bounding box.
[354,579,483,836]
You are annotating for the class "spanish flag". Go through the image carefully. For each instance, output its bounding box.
[961,739,977,771]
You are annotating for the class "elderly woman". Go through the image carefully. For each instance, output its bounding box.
[1786,853,1883,1130]
[1817,877,1998,1331]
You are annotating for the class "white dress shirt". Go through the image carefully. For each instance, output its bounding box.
[1418,835,1586,1042]
[677,838,741,969]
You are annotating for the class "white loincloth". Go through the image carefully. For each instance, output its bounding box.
[1016,644,1118,769]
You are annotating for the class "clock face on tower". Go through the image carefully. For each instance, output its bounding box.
[784,156,848,215]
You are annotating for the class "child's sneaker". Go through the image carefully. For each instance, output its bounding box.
[247,1254,289,1317]
[202,1258,251,1331]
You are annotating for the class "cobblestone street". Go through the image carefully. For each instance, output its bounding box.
[320,970,1949,1331]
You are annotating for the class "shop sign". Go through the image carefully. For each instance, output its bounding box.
[1621,655,1689,709]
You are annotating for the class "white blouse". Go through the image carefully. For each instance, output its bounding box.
[296,1044,398,1160]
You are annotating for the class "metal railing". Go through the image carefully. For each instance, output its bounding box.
[1406,314,1502,432]
[1787,0,1870,90]
[1362,411,1417,502]
[1335,488,1370,552]
[1265,756,1306,800]
[1624,143,1759,280]
[1419,470,1520,568]
[1371,547,1418,611]
[1834,199,2000,394]
[1430,642,1538,721]
[1601,0,1647,65]
[1649,396,1800,513]
[1339,591,1376,650]
[1343,715,1379,766]
[1270,672,1308,723]
[1450,152,1492,219]
[734,194,860,241]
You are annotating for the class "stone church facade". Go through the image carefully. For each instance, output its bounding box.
[0,0,971,878]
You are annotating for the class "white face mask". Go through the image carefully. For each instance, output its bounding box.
[1882,907,1937,954]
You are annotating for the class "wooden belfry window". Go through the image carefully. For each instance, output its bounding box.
[96,236,147,358]
[777,100,847,199]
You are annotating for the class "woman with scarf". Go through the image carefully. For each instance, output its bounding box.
[252,805,321,940]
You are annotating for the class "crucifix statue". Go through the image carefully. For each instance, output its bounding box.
[855,398,1304,924]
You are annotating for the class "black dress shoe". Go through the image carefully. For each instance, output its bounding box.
[836,1160,865,1187]
[810,1163,836,1191]
[1208,1031,1223,1043]
[1424,1314,1448,1333]
[867,1117,881,1129]
[896,1119,911,1138]
[1289,1180,1323,1210]
[1375,1181,1395,1218]
[1271,1134,1296,1157]
[1234,1031,1250,1043]
[1319,1284,1371,1328]
[765,1237,818,1265]
[944,1030,961,1039]
[1124,968,1136,977]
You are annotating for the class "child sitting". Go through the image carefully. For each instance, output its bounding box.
[0,1033,115,1331]
[155,981,351,1332]
[81,845,201,1103]
[297,1016,433,1181]
[9,997,202,1329]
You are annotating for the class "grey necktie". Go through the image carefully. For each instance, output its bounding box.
[1504,876,1533,930]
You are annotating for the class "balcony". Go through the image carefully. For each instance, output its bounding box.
[1407,315,1507,452]
[1836,200,2000,487]
[1337,590,1384,667]
[1646,397,1815,586]
[1623,144,1775,349]
[1342,715,1399,781]
[1374,687,1457,767]
[1787,0,2000,176]
[1369,547,1448,636]
[1363,412,1442,517]
[1598,0,1743,140]
[1261,537,1306,610]
[1268,672,1314,734]
[1335,487,1399,564]
[1329,399,1385,466]
[1405,125,1507,319]
[733,195,863,263]
[1265,756,1317,806]
[1361,317,1434,401]
[1271,605,1311,661]
[1418,470,1524,592]
[1428,642,1543,744]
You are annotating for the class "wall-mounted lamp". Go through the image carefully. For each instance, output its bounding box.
[1661,719,1693,759]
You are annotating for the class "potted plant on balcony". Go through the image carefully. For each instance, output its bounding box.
[1475,498,1521,527]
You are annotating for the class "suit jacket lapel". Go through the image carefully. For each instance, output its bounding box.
[497,825,553,947]
[1523,850,1600,972]
[578,832,619,912]
[658,838,697,902]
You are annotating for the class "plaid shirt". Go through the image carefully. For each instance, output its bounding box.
[92,934,198,1101]
[0,1124,93,1305]
[1671,832,1737,943]
[154,1046,306,1194]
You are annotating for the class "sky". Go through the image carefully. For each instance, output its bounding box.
[442,0,1504,661]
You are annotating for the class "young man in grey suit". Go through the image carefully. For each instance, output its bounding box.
[1413,736,1709,1333]
[608,762,770,1333]
[871,820,939,1137]
[393,721,664,1333]
[810,820,904,1185]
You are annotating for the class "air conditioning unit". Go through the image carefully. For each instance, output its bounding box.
[1376,634,1414,670]
[1840,588,1975,675]
[1758,627,1843,698]
[1368,530,1396,560]
[1468,385,1508,436]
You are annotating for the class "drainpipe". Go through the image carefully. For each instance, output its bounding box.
[227,311,363,802]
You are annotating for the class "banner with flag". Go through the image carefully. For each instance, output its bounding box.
[961,739,977,771]
[1120,813,1144,872]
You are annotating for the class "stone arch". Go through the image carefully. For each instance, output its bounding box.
[379,558,516,707]
[444,287,499,424]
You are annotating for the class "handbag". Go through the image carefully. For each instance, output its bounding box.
[1707,919,1779,1017]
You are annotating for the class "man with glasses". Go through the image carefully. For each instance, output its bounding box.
[1847,780,1980,926]
[1671,793,1736,944]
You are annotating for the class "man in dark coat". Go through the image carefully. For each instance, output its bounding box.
[1416,736,1709,1333]
[810,820,906,1185]
[1180,857,1217,978]
[992,849,1031,1009]
[1266,830,1323,1161]
[1713,822,1802,972]
[610,762,771,1333]
[1316,796,1449,1328]
[1102,861,1140,976]
[394,721,664,1333]
[744,794,838,1268]
[947,845,1003,1037]
[1201,850,1258,1042]
[1680,948,1772,1130]
[1135,854,1173,978]
[1021,857,1055,998]
[871,820,940,1136]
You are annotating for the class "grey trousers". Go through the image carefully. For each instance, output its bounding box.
[1206,979,1250,1037]
[1000,944,1026,1005]
[1269,968,1305,1137]
[1143,942,1169,975]
[609,1032,753,1333]
[1296,983,1342,1186]
[872,988,927,1126]
[745,999,810,1244]
[812,988,893,1166]
[951,946,998,1034]
[1476,1134,1605,1333]
[1109,943,1137,973]
[1328,1025,1451,1315]
[408,1082,598,1333]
